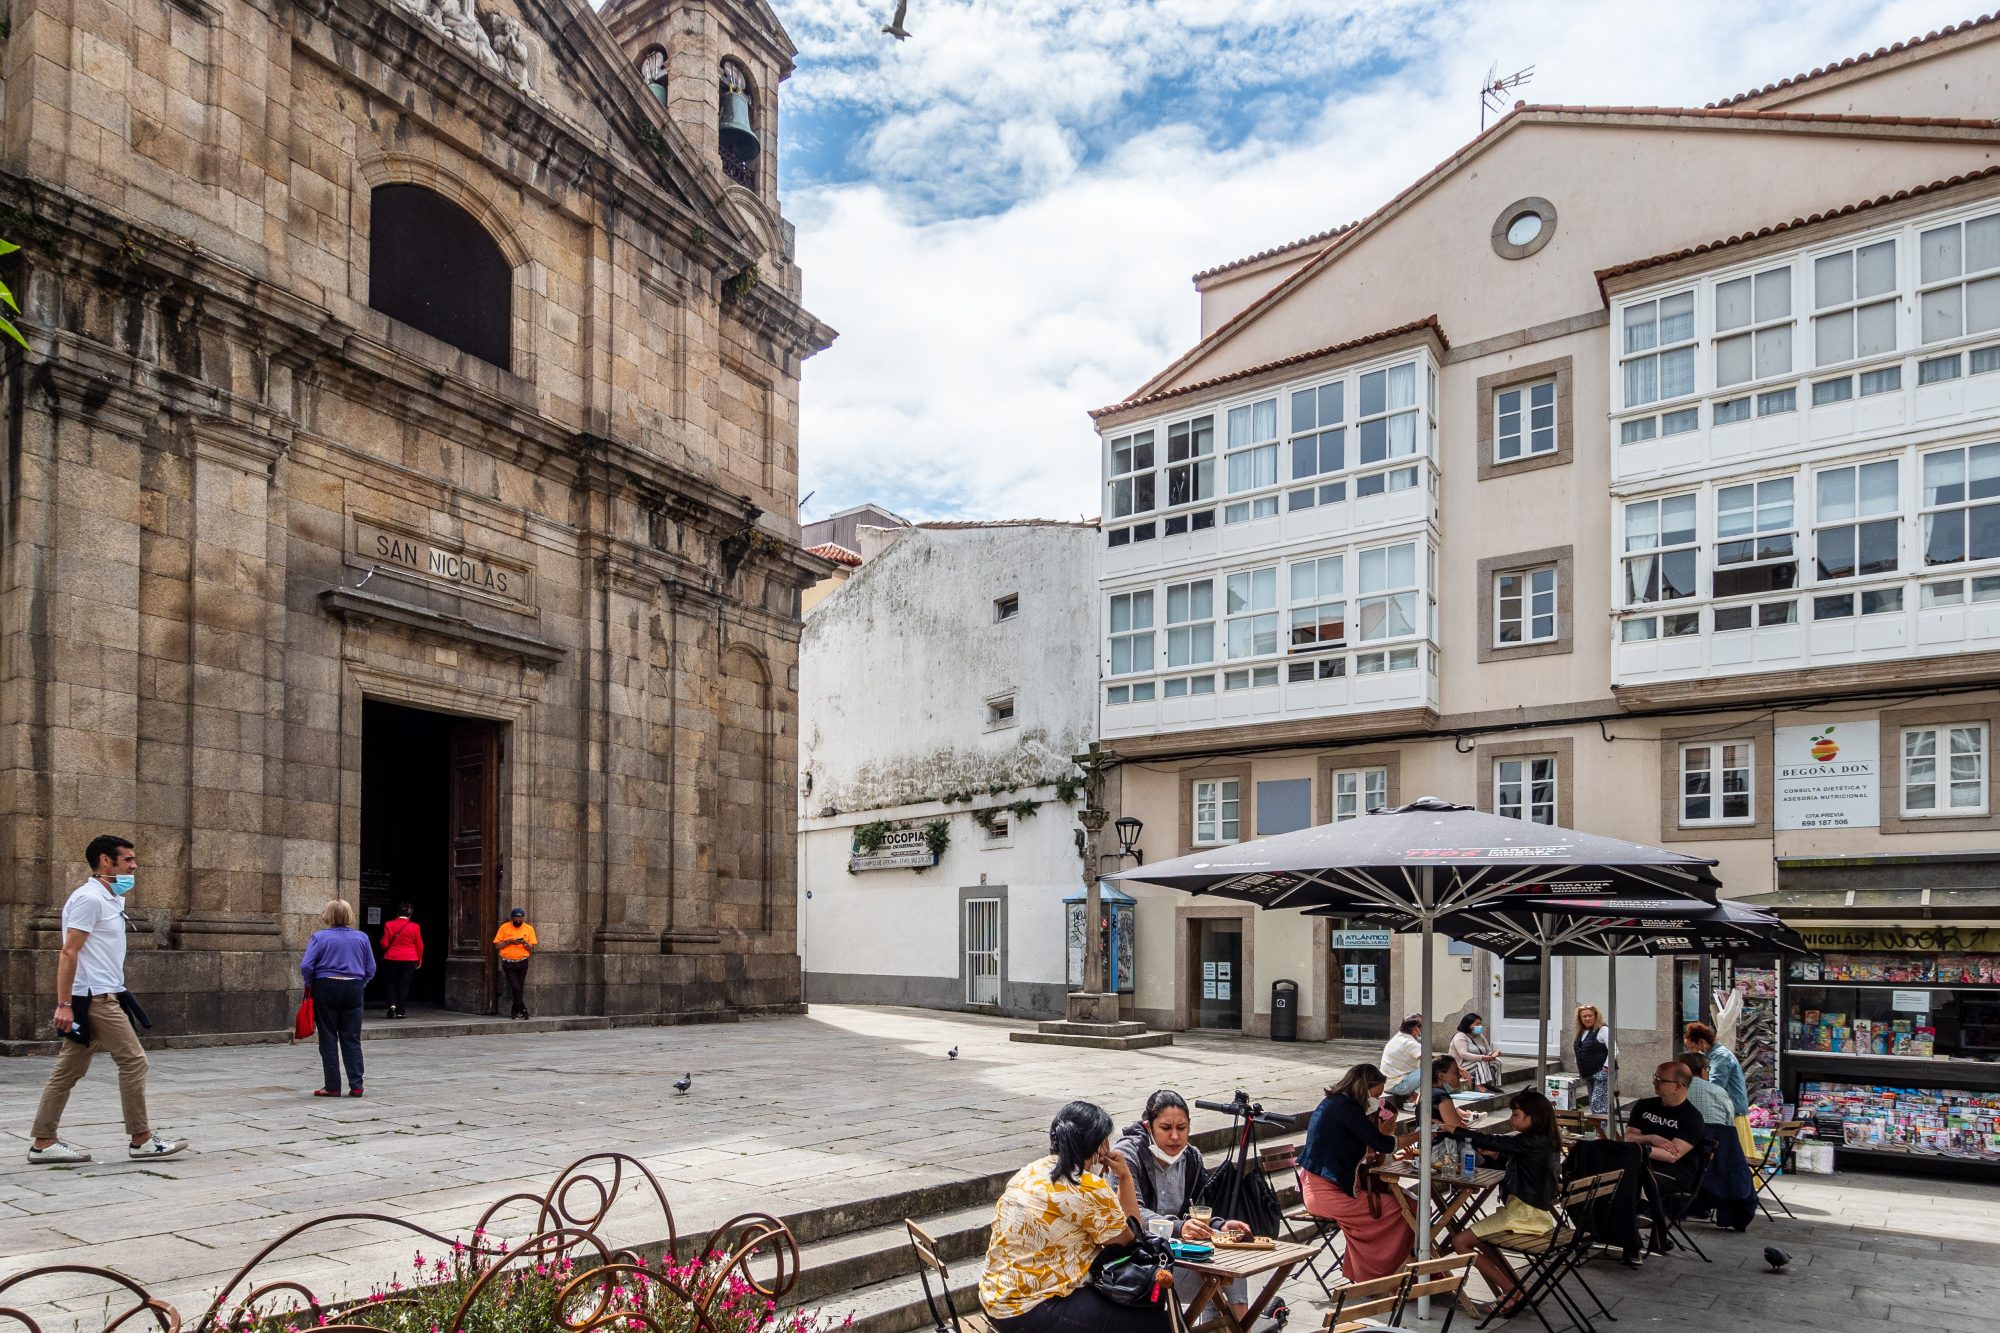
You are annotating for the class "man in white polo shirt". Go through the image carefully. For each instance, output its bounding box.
[28,834,187,1163]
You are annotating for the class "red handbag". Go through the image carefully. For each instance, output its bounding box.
[293,995,315,1041]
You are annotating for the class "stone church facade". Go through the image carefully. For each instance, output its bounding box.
[0,0,834,1039]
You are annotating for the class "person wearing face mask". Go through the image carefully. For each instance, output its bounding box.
[1114,1091,1254,1325]
[1297,1063,1419,1281]
[1451,1012,1503,1093]
[27,835,188,1163]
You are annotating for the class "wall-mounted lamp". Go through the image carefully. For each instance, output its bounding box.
[1113,815,1144,864]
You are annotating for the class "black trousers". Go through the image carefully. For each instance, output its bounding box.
[311,978,365,1091]
[502,959,530,1015]
[382,961,416,1013]
[989,1287,1170,1333]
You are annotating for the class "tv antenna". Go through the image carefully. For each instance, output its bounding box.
[1480,62,1535,130]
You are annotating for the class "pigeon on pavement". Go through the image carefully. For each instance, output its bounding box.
[1763,1246,1790,1272]
[947,1046,959,1060]
[673,1072,692,1096]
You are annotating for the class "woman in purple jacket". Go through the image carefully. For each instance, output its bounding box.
[300,900,376,1097]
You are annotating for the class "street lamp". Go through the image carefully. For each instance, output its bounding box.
[1114,815,1144,864]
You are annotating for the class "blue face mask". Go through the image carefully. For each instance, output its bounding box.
[1472,1024,1484,1037]
[109,874,135,897]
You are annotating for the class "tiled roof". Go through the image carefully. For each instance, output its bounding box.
[1194,223,1358,284]
[1708,12,2000,109]
[806,542,862,566]
[1089,317,1446,420]
[1594,164,2000,291]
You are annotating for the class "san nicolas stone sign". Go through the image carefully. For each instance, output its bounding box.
[352,518,533,608]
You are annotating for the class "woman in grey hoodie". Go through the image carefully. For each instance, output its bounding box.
[1113,1090,1255,1325]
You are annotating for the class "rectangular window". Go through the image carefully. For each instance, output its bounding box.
[1164,579,1215,668]
[1289,380,1346,492]
[1355,464,1418,496]
[1108,590,1155,676]
[1222,666,1278,690]
[1713,476,1797,598]
[1921,442,2000,568]
[1623,494,1698,606]
[1161,673,1215,698]
[1859,366,1902,397]
[1496,380,1557,461]
[1812,376,1854,406]
[1919,210,2000,345]
[1714,265,1793,387]
[1920,353,1964,384]
[1815,460,1899,581]
[1288,556,1345,652]
[1331,768,1388,821]
[1681,742,1753,825]
[1224,496,1279,524]
[1713,396,1751,425]
[1165,415,1216,508]
[994,594,1019,622]
[1757,387,1797,416]
[1813,239,1897,367]
[1495,756,1557,825]
[1902,725,1987,816]
[1495,565,1558,645]
[1357,363,1419,466]
[1193,778,1241,845]
[986,694,1015,727]
[1621,291,1695,408]
[1357,540,1419,642]
[1974,345,2000,376]
[1226,398,1279,494]
[1224,567,1279,659]
[1108,431,1155,519]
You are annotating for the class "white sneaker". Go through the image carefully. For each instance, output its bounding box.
[127,1135,187,1160]
[27,1141,91,1164]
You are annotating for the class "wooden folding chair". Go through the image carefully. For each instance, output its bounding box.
[1393,1254,1477,1333]
[905,1218,990,1333]
[1751,1121,1802,1222]
[1319,1271,1409,1333]
[1263,1141,1344,1299]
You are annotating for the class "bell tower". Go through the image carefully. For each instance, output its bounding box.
[601,0,795,210]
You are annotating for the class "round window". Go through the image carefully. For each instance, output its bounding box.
[1491,196,1557,259]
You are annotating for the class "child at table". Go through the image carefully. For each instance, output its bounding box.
[1445,1088,1562,1319]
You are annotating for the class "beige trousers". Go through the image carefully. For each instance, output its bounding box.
[31,996,150,1141]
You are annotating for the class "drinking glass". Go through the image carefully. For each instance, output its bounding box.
[1187,1204,1213,1230]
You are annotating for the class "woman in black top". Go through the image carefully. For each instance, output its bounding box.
[1447,1089,1562,1317]
[1297,1064,1419,1281]
[1573,1003,1612,1116]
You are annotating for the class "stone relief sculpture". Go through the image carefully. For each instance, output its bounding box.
[391,0,540,97]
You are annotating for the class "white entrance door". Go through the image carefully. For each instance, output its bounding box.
[965,899,1001,1005]
[1489,953,1562,1057]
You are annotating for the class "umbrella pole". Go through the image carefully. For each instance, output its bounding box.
[1417,872,1435,1267]
[1537,938,1552,1089]
[1607,956,1622,1135]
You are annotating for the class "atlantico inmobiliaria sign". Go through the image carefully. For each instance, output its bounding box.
[1774,719,1880,830]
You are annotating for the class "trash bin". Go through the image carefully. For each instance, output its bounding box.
[1271,978,1298,1042]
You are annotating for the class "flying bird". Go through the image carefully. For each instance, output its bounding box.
[881,0,910,40]
[1763,1246,1790,1272]
[673,1072,693,1095]
[947,1046,959,1060]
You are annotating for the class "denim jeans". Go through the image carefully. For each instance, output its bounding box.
[1387,1069,1422,1097]
[311,977,366,1091]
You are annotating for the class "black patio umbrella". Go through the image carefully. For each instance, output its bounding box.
[1108,796,1721,1259]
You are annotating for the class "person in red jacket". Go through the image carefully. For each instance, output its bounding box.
[378,903,423,1020]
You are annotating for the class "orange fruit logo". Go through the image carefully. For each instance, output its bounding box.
[1810,727,1839,762]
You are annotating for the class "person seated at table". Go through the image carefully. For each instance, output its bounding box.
[1451,1013,1503,1093]
[980,1100,1166,1332]
[1427,1055,1471,1134]
[1683,1021,1754,1160]
[1623,1062,1706,1254]
[1113,1089,1252,1326]
[1298,1063,1420,1282]
[1380,1013,1426,1102]
[1677,1050,1734,1128]
[1445,1088,1562,1320]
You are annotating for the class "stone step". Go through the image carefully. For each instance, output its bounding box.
[1009,1029,1176,1050]
[784,1201,995,1308]
[1031,1019,1153,1038]
[0,1013,616,1057]
[822,1258,987,1333]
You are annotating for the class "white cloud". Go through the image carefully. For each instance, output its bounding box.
[778,0,1983,522]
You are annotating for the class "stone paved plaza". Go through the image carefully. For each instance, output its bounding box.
[1,1006,1997,1332]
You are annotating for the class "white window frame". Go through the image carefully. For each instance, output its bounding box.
[1287,379,1347,512]
[1679,741,1754,827]
[1622,494,1698,607]
[1224,566,1279,661]
[1495,379,1556,462]
[1619,290,1695,410]
[1712,476,1797,598]
[1330,767,1387,821]
[1813,459,1900,584]
[965,898,1001,1005]
[1224,397,1279,497]
[1108,590,1154,677]
[1713,265,1794,390]
[1918,208,2000,347]
[1901,724,1988,817]
[1164,579,1216,669]
[1108,430,1155,520]
[1494,564,1558,646]
[985,693,1016,729]
[1356,540,1419,643]
[1494,756,1558,826]
[1165,413,1216,510]
[1288,556,1346,654]
[1811,238,1898,369]
[1193,778,1241,845]
[1355,362,1420,478]
[1920,442,2000,570]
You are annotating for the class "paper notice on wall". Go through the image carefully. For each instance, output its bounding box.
[1360,965,1377,984]
[366,906,382,925]
[1892,989,1932,1012]
[1217,982,1232,1000]
[1203,980,1218,999]
[1775,720,1880,829]
[1217,963,1231,980]
[1343,985,1359,1006]
[1203,962,1217,980]
[1344,963,1359,983]
[1360,986,1377,1007]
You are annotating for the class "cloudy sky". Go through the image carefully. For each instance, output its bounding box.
[771,0,1980,525]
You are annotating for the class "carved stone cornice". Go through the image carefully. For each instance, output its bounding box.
[319,586,568,666]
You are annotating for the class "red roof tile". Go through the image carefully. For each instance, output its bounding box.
[1708,13,2000,109]
[806,542,862,567]
[1194,222,1359,284]
[1514,103,1998,129]
[1090,317,1447,421]
[1595,164,2000,293]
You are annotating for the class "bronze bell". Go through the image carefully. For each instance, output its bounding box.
[719,90,759,163]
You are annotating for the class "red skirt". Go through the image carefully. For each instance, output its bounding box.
[1299,1168,1414,1282]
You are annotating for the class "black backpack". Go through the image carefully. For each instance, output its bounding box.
[1197,1153,1283,1240]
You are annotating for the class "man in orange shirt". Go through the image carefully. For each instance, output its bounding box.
[493,907,537,1020]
